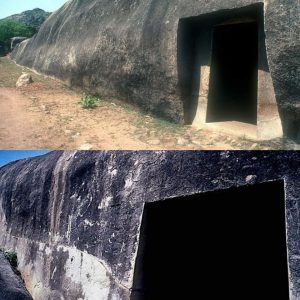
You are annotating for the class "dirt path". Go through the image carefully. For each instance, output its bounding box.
[0,56,296,150]
[0,88,47,149]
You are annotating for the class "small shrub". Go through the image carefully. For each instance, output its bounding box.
[79,95,99,109]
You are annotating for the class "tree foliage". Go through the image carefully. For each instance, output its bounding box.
[0,20,36,48]
[4,8,50,29]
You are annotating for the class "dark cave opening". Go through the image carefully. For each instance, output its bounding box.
[286,119,300,142]
[206,22,258,124]
[131,181,289,300]
[178,4,263,126]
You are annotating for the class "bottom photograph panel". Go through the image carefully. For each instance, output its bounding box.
[132,181,288,299]
[0,151,298,300]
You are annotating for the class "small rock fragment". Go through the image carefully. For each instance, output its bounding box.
[16,73,33,88]
[246,175,257,183]
[79,143,93,150]
[177,138,187,145]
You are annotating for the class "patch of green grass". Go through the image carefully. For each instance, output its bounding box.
[0,57,24,87]
[134,114,185,138]
[152,117,182,131]
[135,116,145,127]
[122,103,135,112]
[79,95,100,109]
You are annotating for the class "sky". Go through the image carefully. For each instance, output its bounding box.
[0,0,68,19]
[0,150,49,166]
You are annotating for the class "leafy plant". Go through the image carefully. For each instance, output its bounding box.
[0,20,37,52]
[79,95,100,109]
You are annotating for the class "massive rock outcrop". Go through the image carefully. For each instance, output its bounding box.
[0,151,299,299]
[10,0,299,141]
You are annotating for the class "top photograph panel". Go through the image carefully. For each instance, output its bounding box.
[0,0,299,150]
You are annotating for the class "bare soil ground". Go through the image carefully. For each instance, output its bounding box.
[0,56,297,150]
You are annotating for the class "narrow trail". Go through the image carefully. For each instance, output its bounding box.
[0,87,45,149]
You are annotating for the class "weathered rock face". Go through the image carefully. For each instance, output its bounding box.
[0,252,32,300]
[0,151,299,299]
[264,0,300,141]
[11,37,28,51]
[10,0,299,141]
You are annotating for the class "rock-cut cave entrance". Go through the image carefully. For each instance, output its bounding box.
[178,3,283,139]
[206,22,258,124]
[131,181,289,300]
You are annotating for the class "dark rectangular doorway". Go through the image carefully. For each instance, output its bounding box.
[206,22,258,124]
[131,181,289,300]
